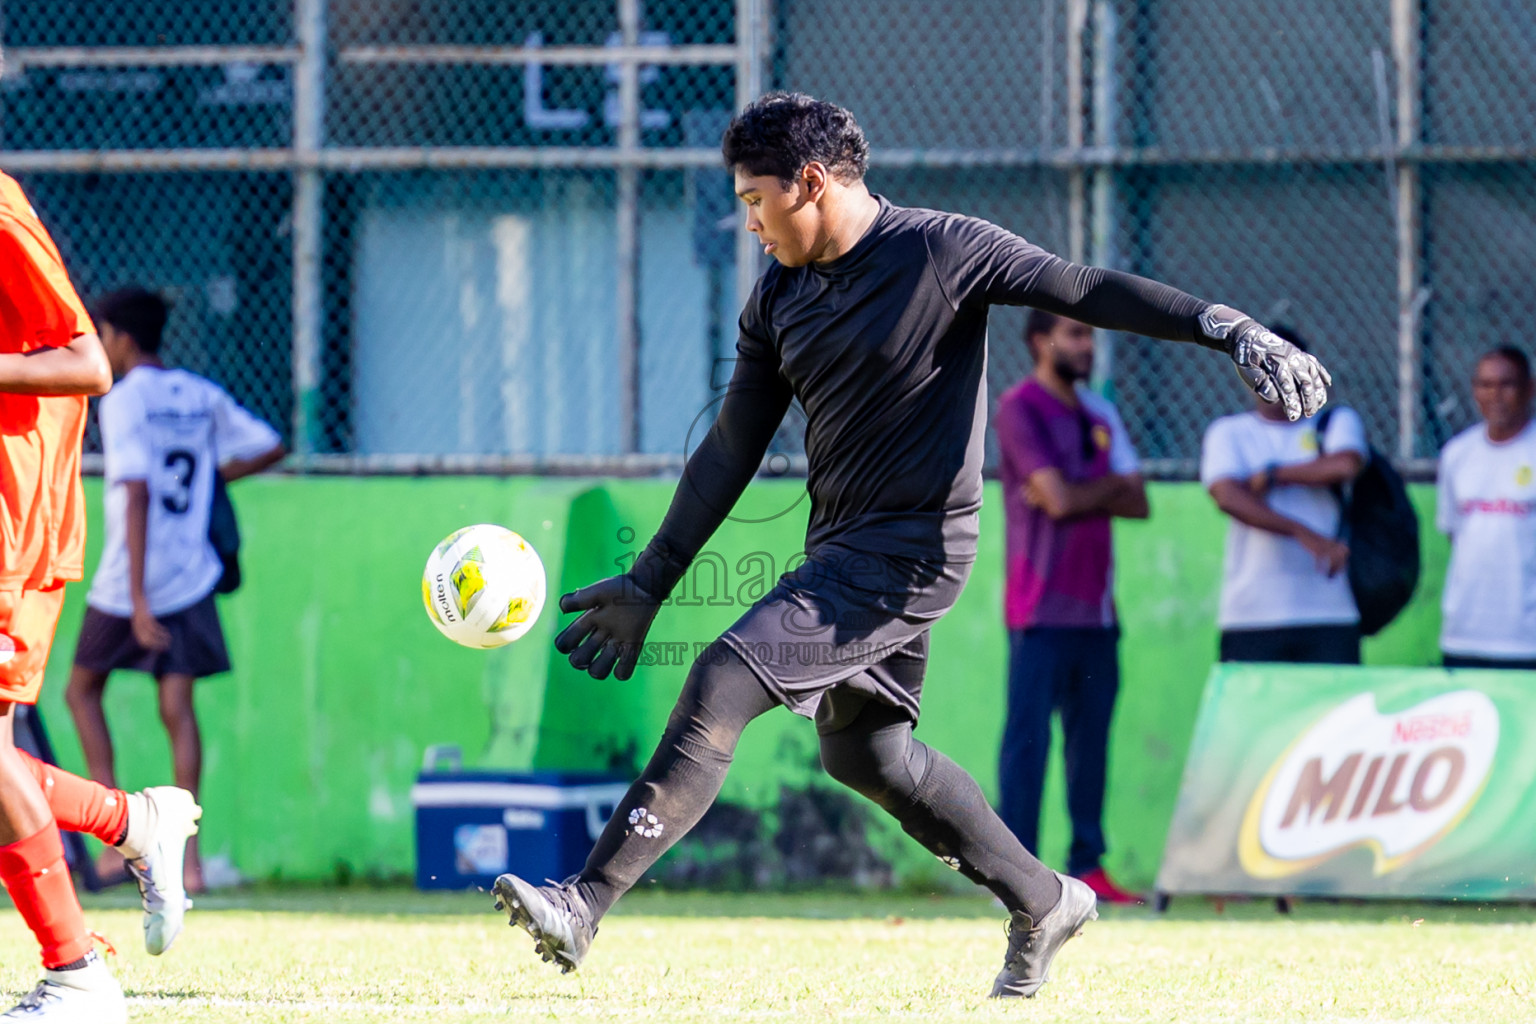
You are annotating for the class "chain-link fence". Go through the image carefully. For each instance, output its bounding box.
[4,0,1533,475]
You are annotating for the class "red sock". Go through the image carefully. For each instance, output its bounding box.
[0,824,93,967]
[17,752,129,846]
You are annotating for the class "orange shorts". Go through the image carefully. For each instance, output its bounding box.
[0,584,67,705]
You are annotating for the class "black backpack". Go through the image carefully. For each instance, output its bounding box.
[1318,408,1420,636]
[208,472,242,594]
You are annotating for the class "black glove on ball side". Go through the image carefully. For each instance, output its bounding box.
[554,573,662,681]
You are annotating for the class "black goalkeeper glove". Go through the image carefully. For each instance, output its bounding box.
[553,573,662,681]
[1199,304,1332,420]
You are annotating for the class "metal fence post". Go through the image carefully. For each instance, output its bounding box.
[1393,0,1423,461]
[292,0,326,456]
[734,0,769,314]
[616,0,642,454]
[1088,0,1119,395]
[1066,0,1088,266]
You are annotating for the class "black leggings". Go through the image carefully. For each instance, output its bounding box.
[574,641,1061,921]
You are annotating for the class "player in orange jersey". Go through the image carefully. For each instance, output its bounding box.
[0,172,201,1023]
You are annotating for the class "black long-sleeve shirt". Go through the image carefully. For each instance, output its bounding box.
[634,197,1212,597]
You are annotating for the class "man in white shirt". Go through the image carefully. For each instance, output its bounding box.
[64,288,284,893]
[1437,346,1536,669]
[1200,328,1367,663]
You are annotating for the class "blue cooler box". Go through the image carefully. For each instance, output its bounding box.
[412,748,629,891]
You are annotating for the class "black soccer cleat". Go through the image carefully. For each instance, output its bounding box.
[492,874,597,974]
[989,872,1098,998]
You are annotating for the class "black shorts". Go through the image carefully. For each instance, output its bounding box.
[73,594,231,679]
[720,544,970,733]
[1218,623,1361,665]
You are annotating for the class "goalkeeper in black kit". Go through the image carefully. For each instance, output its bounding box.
[493,93,1331,998]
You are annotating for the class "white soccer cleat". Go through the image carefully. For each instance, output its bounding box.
[116,785,202,956]
[0,951,127,1023]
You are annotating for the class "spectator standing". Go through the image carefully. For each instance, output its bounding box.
[1201,328,1366,663]
[994,312,1147,906]
[64,287,284,894]
[1437,346,1536,669]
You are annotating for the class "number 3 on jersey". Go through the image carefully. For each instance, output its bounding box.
[163,449,197,514]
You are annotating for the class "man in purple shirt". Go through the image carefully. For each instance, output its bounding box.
[995,310,1147,905]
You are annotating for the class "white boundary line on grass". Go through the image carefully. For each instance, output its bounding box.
[127,995,1154,1019]
[118,996,1460,1023]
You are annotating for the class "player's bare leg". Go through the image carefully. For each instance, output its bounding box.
[62,666,128,885]
[63,667,115,789]
[156,673,204,893]
[0,708,60,859]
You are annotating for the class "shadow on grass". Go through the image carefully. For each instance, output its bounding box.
[79,883,1536,926]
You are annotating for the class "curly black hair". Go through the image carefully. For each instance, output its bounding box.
[93,286,170,354]
[721,92,870,185]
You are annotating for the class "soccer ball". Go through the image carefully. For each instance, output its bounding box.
[422,524,546,648]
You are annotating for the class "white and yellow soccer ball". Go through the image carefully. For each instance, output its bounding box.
[422,524,546,648]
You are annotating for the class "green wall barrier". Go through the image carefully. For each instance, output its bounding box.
[39,478,1447,889]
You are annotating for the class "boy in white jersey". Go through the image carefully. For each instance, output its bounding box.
[1437,346,1536,669]
[1200,327,1367,663]
[64,288,284,891]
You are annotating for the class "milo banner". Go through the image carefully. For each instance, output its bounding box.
[1156,664,1536,900]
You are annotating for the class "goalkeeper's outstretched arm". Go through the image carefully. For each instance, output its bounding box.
[928,216,1333,420]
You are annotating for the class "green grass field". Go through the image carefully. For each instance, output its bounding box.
[2,888,1530,1022]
